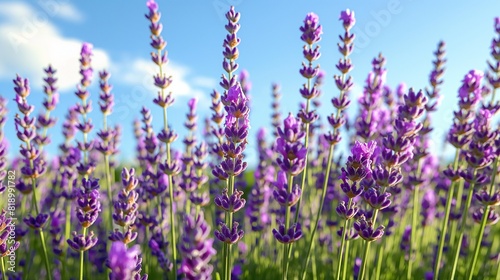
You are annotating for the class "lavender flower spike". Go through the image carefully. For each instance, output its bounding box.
[180,212,216,279]
[107,242,146,280]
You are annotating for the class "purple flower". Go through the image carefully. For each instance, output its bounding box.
[107,242,141,280]
[472,208,499,225]
[363,188,391,210]
[272,222,302,244]
[273,171,301,207]
[353,216,385,242]
[351,141,377,162]
[214,189,246,213]
[179,212,216,279]
[475,189,500,206]
[336,201,359,220]
[214,222,244,244]
[339,9,356,30]
[23,213,49,230]
[75,177,101,228]
[67,231,98,252]
[300,13,322,45]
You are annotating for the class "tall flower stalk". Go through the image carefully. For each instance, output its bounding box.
[358,88,427,280]
[213,84,249,280]
[145,1,178,277]
[14,75,52,280]
[75,43,95,178]
[405,41,446,278]
[96,70,115,231]
[66,177,101,280]
[35,65,59,153]
[448,70,492,279]
[336,140,376,280]
[272,113,306,279]
[285,13,322,277]
[433,72,483,280]
[292,12,322,222]
[302,9,355,280]
[468,152,499,279]
[211,6,247,280]
[469,18,500,279]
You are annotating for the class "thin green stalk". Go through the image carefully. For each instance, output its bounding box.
[408,161,422,279]
[468,158,498,279]
[358,181,388,280]
[1,257,7,280]
[449,179,464,251]
[288,60,313,274]
[224,243,229,280]
[496,255,500,280]
[283,174,294,280]
[467,205,489,280]
[407,185,419,279]
[80,228,86,280]
[39,230,52,280]
[450,168,477,279]
[167,172,177,280]
[32,182,52,280]
[359,240,372,280]
[301,144,334,280]
[104,155,113,231]
[336,198,353,280]
[144,225,150,275]
[434,149,461,280]
[375,241,384,280]
[342,238,350,280]
[154,44,179,279]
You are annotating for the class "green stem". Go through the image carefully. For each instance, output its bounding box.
[224,243,229,280]
[449,179,464,252]
[408,160,422,279]
[1,257,7,280]
[104,155,113,231]
[283,174,294,280]
[168,173,177,280]
[496,254,500,280]
[31,180,52,280]
[467,205,489,280]
[301,144,334,280]
[375,241,384,280]
[80,228,87,280]
[226,174,235,280]
[144,226,150,275]
[450,168,477,279]
[342,238,350,280]
[336,198,353,280]
[407,186,419,279]
[468,158,498,279]
[39,230,52,280]
[433,149,460,280]
[359,240,372,280]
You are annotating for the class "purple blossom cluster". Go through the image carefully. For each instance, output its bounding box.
[180,212,216,280]
[2,3,500,280]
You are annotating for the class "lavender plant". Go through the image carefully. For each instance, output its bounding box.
[1,3,500,280]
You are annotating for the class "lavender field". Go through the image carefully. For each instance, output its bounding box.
[0,0,500,279]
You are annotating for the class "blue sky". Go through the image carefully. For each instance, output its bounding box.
[1,0,499,166]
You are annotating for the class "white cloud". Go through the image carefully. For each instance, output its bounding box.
[0,1,108,91]
[56,2,84,22]
[192,76,217,89]
[0,1,213,106]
